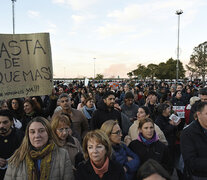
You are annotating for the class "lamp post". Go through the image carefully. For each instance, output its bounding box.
[11,0,16,34]
[175,9,183,84]
[93,58,96,79]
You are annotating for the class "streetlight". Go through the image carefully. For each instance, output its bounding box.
[175,9,183,84]
[93,58,96,79]
[11,0,17,34]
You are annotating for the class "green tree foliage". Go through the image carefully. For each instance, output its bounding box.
[95,74,104,80]
[132,64,148,80]
[188,41,207,84]
[156,58,185,80]
[129,58,185,80]
[156,62,167,80]
[127,72,133,79]
[147,63,158,80]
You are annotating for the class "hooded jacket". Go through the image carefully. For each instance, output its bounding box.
[91,100,122,130]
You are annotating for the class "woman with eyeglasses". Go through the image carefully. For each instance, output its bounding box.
[75,129,126,180]
[51,114,83,170]
[129,118,172,175]
[101,120,140,180]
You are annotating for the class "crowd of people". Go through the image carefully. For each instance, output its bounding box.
[0,79,207,180]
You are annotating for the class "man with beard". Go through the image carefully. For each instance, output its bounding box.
[0,109,23,180]
[91,91,122,130]
[53,93,88,140]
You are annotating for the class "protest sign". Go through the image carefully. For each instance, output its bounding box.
[0,33,53,100]
[84,78,89,87]
[173,106,185,118]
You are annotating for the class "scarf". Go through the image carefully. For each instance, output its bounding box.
[26,111,35,117]
[91,157,109,178]
[138,132,159,145]
[26,143,55,180]
[82,105,96,119]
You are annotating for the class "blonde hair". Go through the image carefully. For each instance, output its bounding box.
[9,116,60,167]
[82,129,112,160]
[100,120,118,137]
[51,113,71,137]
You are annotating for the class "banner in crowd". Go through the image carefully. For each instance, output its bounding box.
[109,82,119,90]
[0,33,53,100]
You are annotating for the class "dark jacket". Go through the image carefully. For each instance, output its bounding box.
[180,120,207,178]
[75,159,126,180]
[171,97,186,106]
[0,128,23,180]
[129,138,172,174]
[21,111,40,132]
[155,115,177,146]
[91,100,122,130]
[146,103,158,121]
[112,143,140,180]
[120,103,138,120]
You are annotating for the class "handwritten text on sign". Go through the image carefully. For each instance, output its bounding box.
[0,33,53,100]
[173,106,185,118]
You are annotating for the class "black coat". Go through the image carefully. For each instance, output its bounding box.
[75,159,126,180]
[180,120,207,178]
[155,115,177,147]
[129,139,172,174]
[171,97,186,106]
[0,128,23,179]
[91,100,122,130]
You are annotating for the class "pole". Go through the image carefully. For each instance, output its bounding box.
[175,9,183,84]
[93,58,96,79]
[12,0,16,34]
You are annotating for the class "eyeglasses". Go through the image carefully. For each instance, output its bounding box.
[57,128,70,133]
[111,130,122,135]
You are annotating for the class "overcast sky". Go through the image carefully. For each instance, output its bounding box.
[1,0,207,78]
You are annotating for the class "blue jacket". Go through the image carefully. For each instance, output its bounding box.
[112,142,140,180]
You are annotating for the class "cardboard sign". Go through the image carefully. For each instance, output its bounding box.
[0,33,53,100]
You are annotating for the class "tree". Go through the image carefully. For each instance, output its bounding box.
[186,64,198,81]
[156,62,167,80]
[127,58,185,81]
[127,72,133,79]
[95,74,104,80]
[146,63,158,80]
[132,64,148,80]
[155,58,185,80]
[188,41,207,84]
